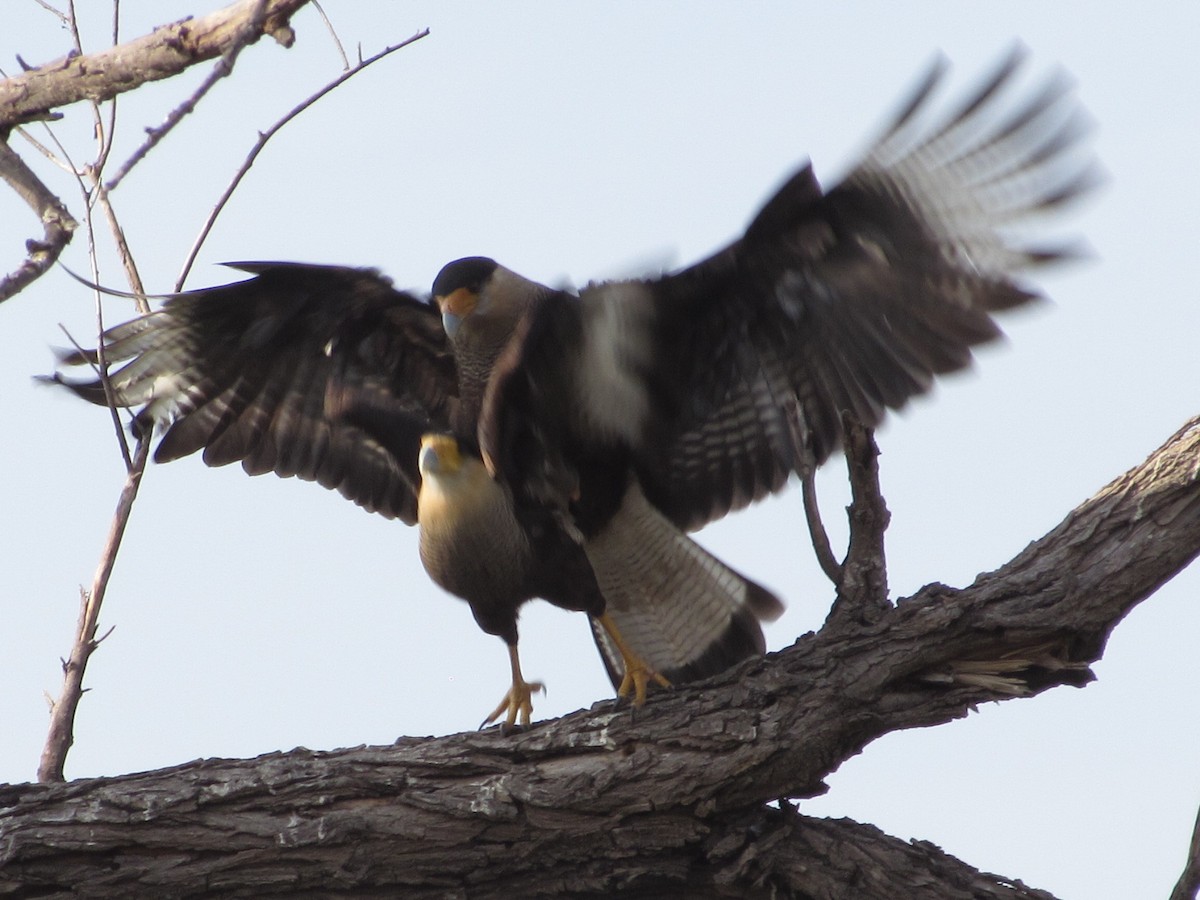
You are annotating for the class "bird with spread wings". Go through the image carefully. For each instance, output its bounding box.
[49,50,1095,729]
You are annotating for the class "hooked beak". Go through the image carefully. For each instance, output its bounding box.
[437,287,478,340]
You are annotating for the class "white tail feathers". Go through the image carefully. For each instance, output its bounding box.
[585,481,783,681]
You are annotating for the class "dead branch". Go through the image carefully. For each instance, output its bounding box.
[0,0,313,130]
[3,414,1197,896]
[37,437,150,783]
[175,28,429,289]
[801,468,843,583]
[786,394,844,584]
[104,0,271,191]
[0,0,316,303]
[825,415,892,630]
[8,4,425,785]
[0,139,77,302]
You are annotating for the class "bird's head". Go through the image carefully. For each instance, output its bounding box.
[432,256,500,340]
[432,256,555,349]
[419,432,464,479]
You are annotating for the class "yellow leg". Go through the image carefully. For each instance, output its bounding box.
[481,643,545,731]
[596,612,671,706]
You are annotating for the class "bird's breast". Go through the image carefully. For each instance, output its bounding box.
[417,468,532,608]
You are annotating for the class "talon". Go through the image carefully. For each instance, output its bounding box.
[480,644,544,731]
[616,659,671,707]
[598,612,671,708]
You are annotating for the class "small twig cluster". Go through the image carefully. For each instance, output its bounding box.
[0,0,426,784]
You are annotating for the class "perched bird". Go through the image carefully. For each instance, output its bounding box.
[48,49,1094,728]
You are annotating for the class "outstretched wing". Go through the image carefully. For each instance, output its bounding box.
[572,49,1095,531]
[638,51,1099,528]
[49,263,458,524]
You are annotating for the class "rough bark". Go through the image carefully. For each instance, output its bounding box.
[2,415,1197,898]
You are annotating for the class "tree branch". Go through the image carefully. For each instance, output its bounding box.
[1171,800,1200,900]
[0,139,77,302]
[6,1,429,789]
[104,0,271,191]
[824,415,892,630]
[0,0,316,304]
[3,414,1197,895]
[0,773,1058,899]
[37,437,150,784]
[174,28,429,289]
[787,393,844,584]
[0,0,312,129]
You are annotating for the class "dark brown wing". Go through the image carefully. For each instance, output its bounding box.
[480,51,1097,529]
[49,263,457,524]
[602,48,1094,531]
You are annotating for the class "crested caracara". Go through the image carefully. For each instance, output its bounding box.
[48,50,1095,728]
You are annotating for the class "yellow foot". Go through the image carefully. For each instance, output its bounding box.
[616,658,671,707]
[480,678,545,731]
[479,642,544,732]
[598,612,671,707]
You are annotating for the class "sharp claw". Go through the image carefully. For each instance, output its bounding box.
[597,612,671,710]
[480,680,544,731]
[616,663,671,707]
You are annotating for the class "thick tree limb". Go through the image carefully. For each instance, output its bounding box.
[0,0,312,129]
[1,415,1197,897]
[0,767,1058,899]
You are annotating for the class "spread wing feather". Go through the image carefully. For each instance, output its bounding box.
[480,51,1095,535]
[49,263,457,524]
[624,48,1096,530]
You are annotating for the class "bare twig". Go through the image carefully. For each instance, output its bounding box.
[0,0,313,129]
[1170,801,1200,900]
[67,0,122,189]
[26,6,428,784]
[0,140,77,302]
[64,136,135,466]
[8,126,76,175]
[784,394,844,584]
[56,320,134,470]
[63,0,145,468]
[311,0,350,70]
[32,1,70,27]
[801,470,843,584]
[36,2,184,782]
[39,124,142,779]
[104,0,271,191]
[174,29,429,289]
[90,185,147,313]
[38,436,150,783]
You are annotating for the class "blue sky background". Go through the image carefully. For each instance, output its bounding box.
[1,3,1197,897]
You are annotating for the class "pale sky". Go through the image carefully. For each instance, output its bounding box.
[2,3,1198,897]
